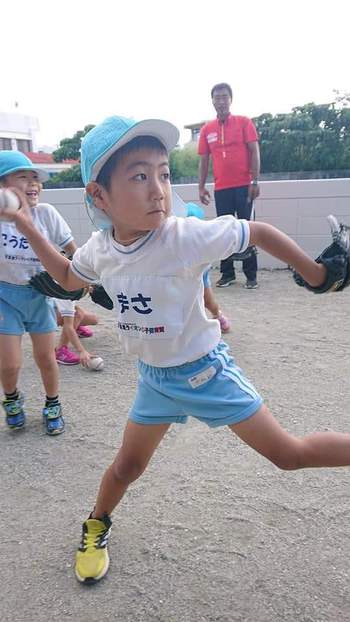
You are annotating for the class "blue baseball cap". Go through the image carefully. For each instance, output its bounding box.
[80,115,180,185]
[0,150,49,182]
[186,202,205,219]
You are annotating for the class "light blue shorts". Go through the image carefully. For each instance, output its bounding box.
[203,268,211,288]
[0,281,57,335]
[130,342,263,428]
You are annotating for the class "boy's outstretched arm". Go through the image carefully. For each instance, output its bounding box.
[11,192,87,291]
[249,222,326,288]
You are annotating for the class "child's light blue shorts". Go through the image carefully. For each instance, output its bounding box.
[0,281,57,335]
[130,342,263,428]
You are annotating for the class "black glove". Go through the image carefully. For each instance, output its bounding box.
[293,215,350,293]
[29,272,86,300]
[89,284,114,310]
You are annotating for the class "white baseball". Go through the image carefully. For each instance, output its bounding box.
[87,356,104,371]
[0,189,20,221]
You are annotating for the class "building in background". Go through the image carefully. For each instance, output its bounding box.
[184,121,206,145]
[24,152,79,178]
[0,111,78,178]
[0,112,39,152]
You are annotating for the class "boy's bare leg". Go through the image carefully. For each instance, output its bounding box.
[74,306,98,329]
[0,334,22,393]
[204,287,220,317]
[230,404,350,469]
[30,332,59,397]
[93,421,171,518]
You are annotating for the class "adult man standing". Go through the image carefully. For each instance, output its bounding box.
[198,83,260,289]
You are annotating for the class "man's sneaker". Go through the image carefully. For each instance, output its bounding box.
[75,513,112,584]
[55,345,80,365]
[2,393,26,430]
[245,279,258,289]
[76,326,93,338]
[217,312,231,333]
[216,275,236,288]
[43,403,65,435]
[327,215,350,252]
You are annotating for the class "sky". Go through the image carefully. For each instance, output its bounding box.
[1,0,348,149]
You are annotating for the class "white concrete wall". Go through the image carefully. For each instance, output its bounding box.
[41,188,94,247]
[42,179,350,269]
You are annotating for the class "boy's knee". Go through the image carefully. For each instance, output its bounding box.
[269,452,303,471]
[267,443,304,471]
[112,456,147,484]
[0,362,20,377]
[35,351,57,368]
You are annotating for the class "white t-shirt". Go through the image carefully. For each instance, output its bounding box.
[54,298,76,317]
[71,215,250,367]
[0,203,73,285]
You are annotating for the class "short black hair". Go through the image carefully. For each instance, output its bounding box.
[96,135,168,190]
[211,83,233,99]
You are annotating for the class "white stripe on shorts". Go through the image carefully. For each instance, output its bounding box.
[221,368,258,401]
[209,347,258,401]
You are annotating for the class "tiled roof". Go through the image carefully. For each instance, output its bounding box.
[24,152,79,165]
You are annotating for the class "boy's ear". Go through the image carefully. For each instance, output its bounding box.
[86,182,108,210]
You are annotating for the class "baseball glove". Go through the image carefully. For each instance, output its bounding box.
[89,284,114,310]
[29,272,87,300]
[293,215,350,293]
[228,245,258,262]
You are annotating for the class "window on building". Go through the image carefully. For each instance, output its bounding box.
[0,137,12,150]
[192,128,200,141]
[16,139,32,153]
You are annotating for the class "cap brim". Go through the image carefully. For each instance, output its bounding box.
[2,165,49,183]
[91,119,180,181]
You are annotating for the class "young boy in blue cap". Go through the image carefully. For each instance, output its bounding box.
[0,152,76,434]
[8,116,350,583]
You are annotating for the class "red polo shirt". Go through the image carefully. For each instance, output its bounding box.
[198,114,258,190]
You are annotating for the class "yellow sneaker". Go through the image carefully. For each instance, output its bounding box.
[75,513,112,583]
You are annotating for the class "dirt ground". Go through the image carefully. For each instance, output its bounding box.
[1,270,350,622]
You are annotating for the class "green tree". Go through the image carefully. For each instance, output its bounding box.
[253,98,350,173]
[52,125,95,162]
[170,145,201,182]
[44,164,83,188]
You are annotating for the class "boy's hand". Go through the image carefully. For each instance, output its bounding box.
[79,351,92,368]
[293,215,350,293]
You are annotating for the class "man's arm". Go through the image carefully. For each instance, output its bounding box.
[249,221,326,288]
[198,154,211,205]
[247,141,260,201]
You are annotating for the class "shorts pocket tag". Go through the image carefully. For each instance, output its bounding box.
[188,366,216,389]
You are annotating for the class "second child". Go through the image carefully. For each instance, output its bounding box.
[0,152,76,434]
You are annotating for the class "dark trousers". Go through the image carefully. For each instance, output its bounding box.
[214,186,257,281]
